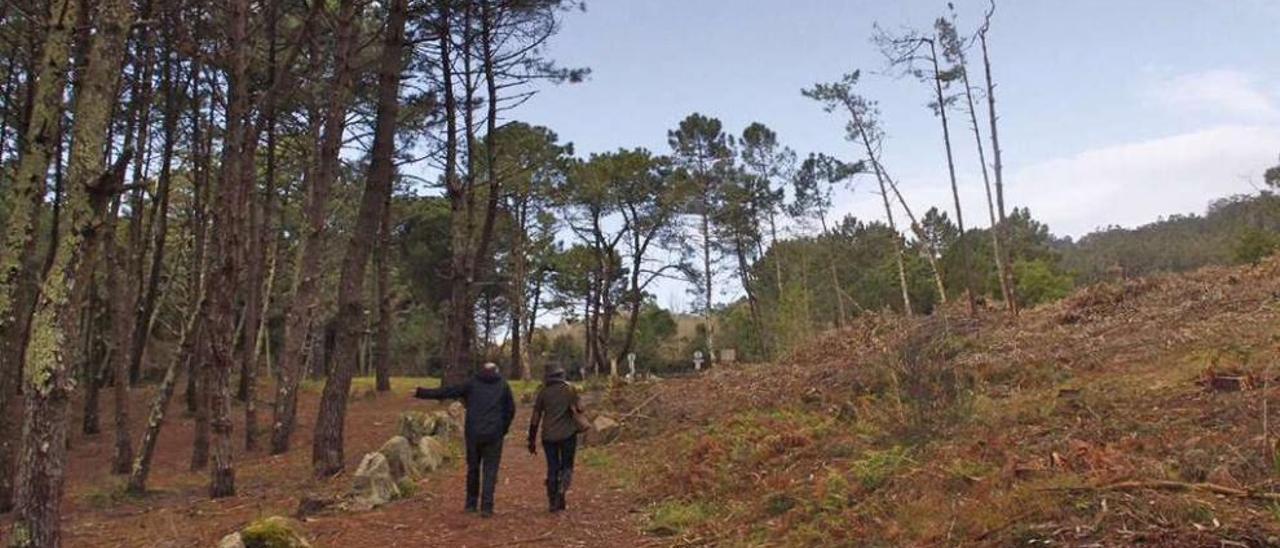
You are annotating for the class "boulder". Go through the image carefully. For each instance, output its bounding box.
[447,401,465,421]
[351,452,400,509]
[416,436,447,472]
[431,410,461,438]
[237,516,311,548]
[379,436,425,481]
[218,533,246,548]
[585,415,620,446]
[398,411,437,445]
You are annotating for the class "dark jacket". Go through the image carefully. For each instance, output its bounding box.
[529,380,580,443]
[415,371,515,442]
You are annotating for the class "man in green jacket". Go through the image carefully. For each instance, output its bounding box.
[527,367,582,512]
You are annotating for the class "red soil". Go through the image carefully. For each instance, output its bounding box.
[2,384,651,547]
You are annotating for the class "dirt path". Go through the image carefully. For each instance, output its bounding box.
[0,386,655,547]
[305,409,653,547]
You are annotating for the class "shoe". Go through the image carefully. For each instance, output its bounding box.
[480,509,494,518]
[464,506,477,514]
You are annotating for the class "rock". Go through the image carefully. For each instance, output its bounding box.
[586,415,620,446]
[447,401,465,421]
[238,516,311,547]
[351,452,400,508]
[416,436,447,472]
[218,533,246,548]
[431,410,461,438]
[379,436,425,480]
[398,411,437,445]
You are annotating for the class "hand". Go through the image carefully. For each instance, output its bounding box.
[527,439,537,455]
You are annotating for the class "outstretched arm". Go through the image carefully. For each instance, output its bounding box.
[414,381,469,400]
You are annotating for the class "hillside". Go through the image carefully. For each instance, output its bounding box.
[591,257,1280,546]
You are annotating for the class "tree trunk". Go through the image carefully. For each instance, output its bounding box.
[928,40,973,314]
[373,191,393,391]
[700,201,715,361]
[200,0,252,498]
[0,0,79,513]
[107,213,134,474]
[508,204,529,381]
[311,0,405,477]
[959,62,1014,312]
[980,29,1017,313]
[272,0,358,455]
[10,0,131,540]
[126,229,207,494]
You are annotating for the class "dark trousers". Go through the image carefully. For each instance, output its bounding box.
[542,436,577,503]
[465,437,503,512]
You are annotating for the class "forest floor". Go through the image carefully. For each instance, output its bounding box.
[0,378,652,547]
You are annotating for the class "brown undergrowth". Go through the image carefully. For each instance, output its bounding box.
[606,258,1280,546]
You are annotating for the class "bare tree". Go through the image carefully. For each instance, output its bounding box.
[875,23,972,312]
[805,71,948,314]
[979,2,1018,311]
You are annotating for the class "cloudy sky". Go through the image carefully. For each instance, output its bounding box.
[505,0,1280,310]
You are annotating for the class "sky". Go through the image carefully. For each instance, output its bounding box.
[491,0,1280,313]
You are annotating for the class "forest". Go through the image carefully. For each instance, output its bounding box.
[1,0,1279,546]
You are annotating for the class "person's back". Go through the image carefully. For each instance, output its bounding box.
[528,368,582,512]
[461,371,513,442]
[534,381,579,443]
[414,363,514,517]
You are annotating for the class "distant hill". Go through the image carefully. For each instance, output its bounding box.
[1059,191,1280,282]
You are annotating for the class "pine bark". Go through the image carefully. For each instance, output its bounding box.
[311,0,405,477]
[0,0,78,513]
[373,192,393,391]
[201,0,252,498]
[271,0,357,455]
[10,0,132,540]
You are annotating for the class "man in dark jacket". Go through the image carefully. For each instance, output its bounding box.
[527,367,582,512]
[414,362,515,517]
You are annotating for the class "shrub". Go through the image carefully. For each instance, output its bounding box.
[1013,258,1073,307]
[1233,227,1278,266]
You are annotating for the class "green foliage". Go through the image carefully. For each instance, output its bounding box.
[646,500,712,536]
[1013,258,1073,307]
[580,447,614,469]
[1233,227,1278,266]
[850,446,913,491]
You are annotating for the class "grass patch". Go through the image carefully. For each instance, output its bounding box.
[850,446,913,491]
[580,447,614,469]
[646,500,712,536]
[82,480,144,508]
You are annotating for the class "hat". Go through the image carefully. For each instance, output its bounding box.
[482,362,498,372]
[545,366,566,381]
